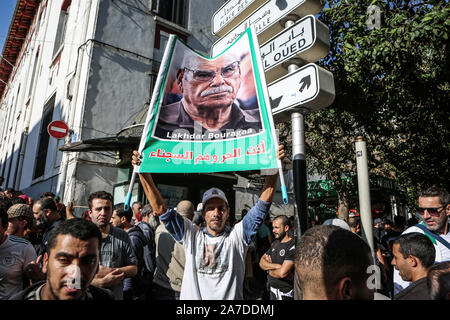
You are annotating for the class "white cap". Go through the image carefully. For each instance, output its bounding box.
[323,218,350,231]
[201,188,228,208]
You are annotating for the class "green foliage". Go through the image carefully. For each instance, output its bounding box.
[307,0,450,208]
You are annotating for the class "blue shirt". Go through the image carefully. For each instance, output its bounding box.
[160,199,271,244]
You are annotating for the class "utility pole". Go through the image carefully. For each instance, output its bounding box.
[355,136,375,262]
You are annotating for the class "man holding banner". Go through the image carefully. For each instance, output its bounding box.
[124,28,289,299]
[131,146,285,300]
[154,51,262,141]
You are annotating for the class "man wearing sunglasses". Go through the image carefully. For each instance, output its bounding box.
[154,51,262,141]
[393,186,450,295]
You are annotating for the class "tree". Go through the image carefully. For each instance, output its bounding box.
[303,0,450,213]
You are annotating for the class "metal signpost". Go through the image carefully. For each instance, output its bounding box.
[212,0,336,301]
[212,0,335,237]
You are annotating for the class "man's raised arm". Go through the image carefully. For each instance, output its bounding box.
[241,145,286,244]
[259,145,286,203]
[131,151,167,215]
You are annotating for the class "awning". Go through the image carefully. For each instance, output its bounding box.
[59,136,140,152]
[59,123,145,152]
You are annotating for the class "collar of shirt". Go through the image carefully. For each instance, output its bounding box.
[202,225,232,238]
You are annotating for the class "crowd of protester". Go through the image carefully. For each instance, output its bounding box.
[0,168,449,300]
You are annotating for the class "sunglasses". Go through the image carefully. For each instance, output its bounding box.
[184,61,240,82]
[418,206,446,217]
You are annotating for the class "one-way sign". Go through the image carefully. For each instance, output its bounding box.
[268,63,335,121]
[298,75,311,93]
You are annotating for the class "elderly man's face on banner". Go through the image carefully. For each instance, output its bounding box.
[178,54,242,111]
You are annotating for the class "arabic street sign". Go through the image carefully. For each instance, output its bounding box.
[212,0,267,37]
[268,63,335,121]
[260,15,330,83]
[211,0,323,57]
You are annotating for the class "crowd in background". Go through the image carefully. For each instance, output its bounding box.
[0,181,449,301]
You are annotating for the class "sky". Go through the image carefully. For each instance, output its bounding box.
[0,0,18,54]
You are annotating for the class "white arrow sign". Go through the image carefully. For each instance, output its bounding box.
[211,0,323,57]
[212,0,267,37]
[260,15,329,83]
[268,63,335,120]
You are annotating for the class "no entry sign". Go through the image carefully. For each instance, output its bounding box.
[47,120,69,139]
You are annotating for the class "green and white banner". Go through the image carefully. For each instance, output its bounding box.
[137,27,279,173]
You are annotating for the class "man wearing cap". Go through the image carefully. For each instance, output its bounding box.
[131,146,285,300]
[7,204,34,239]
[0,201,37,299]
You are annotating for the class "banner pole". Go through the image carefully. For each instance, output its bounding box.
[124,169,137,211]
[124,35,177,211]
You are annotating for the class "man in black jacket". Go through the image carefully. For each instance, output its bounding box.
[392,232,435,300]
[9,218,114,300]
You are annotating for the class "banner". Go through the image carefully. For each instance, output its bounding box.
[137,27,279,173]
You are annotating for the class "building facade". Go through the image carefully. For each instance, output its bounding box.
[0,0,225,213]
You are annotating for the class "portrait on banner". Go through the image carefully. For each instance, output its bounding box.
[152,39,264,141]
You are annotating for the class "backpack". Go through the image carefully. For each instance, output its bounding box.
[136,222,156,279]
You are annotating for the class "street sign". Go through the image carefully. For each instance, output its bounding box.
[47,120,69,139]
[268,63,335,121]
[260,15,330,83]
[212,0,267,37]
[211,0,323,57]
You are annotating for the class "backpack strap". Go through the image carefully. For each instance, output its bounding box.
[414,223,450,250]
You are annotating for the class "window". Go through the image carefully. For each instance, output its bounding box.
[12,86,20,118]
[0,152,7,186]
[0,157,5,182]
[28,48,39,97]
[5,99,13,131]
[52,0,71,57]
[5,143,15,187]
[33,95,55,179]
[13,132,25,188]
[152,0,188,27]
